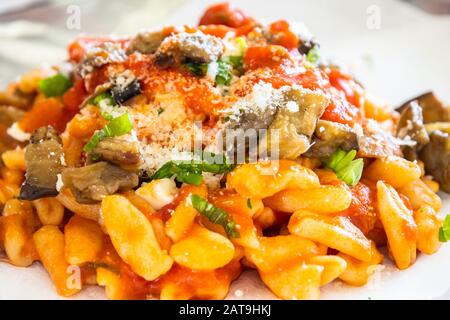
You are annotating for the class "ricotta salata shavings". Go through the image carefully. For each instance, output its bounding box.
[7,122,31,142]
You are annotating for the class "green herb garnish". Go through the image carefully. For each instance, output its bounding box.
[215,59,234,86]
[92,92,115,106]
[247,198,252,209]
[306,45,320,65]
[184,62,208,76]
[157,107,165,115]
[151,152,234,186]
[439,214,450,242]
[83,113,133,152]
[190,194,240,238]
[39,74,72,97]
[324,149,363,187]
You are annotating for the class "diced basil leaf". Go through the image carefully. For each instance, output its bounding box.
[184,62,208,76]
[215,59,233,86]
[92,92,115,106]
[150,152,234,185]
[190,194,240,238]
[439,214,450,242]
[306,45,320,64]
[39,74,72,97]
[324,149,363,186]
[83,113,133,152]
[337,158,363,187]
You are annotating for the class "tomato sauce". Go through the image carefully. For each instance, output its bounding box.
[125,54,224,119]
[338,180,378,235]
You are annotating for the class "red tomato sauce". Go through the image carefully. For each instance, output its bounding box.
[338,180,378,235]
[125,53,224,119]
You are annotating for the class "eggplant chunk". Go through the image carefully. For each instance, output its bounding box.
[305,120,358,157]
[155,32,224,68]
[62,162,139,204]
[266,88,329,159]
[357,121,403,158]
[424,122,450,135]
[225,87,328,160]
[397,92,450,124]
[77,42,127,78]
[298,39,318,55]
[92,137,141,169]
[20,126,64,200]
[396,101,429,160]
[127,30,167,55]
[420,131,450,193]
[111,72,141,105]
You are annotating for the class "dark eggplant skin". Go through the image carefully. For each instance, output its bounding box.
[420,130,450,193]
[305,120,358,158]
[397,92,450,124]
[91,137,141,169]
[62,161,139,204]
[396,101,429,161]
[111,78,141,105]
[298,40,318,55]
[19,183,58,200]
[154,32,224,68]
[19,126,64,200]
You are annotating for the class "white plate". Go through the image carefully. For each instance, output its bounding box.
[1,0,450,300]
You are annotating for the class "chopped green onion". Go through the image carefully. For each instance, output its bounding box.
[215,59,234,86]
[151,152,234,186]
[152,161,204,185]
[247,198,252,209]
[324,149,363,186]
[92,92,115,106]
[439,214,450,242]
[190,194,240,238]
[157,107,165,115]
[235,37,247,54]
[39,74,72,97]
[306,45,320,65]
[184,62,208,76]
[83,113,133,152]
[222,55,243,70]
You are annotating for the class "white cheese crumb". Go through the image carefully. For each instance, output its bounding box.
[206,61,219,82]
[202,172,223,189]
[55,174,64,192]
[286,101,299,112]
[7,122,30,142]
[220,82,285,121]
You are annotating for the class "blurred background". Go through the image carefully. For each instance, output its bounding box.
[0,0,449,105]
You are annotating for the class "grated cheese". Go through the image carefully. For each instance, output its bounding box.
[7,122,30,142]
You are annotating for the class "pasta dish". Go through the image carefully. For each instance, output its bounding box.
[0,2,449,300]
